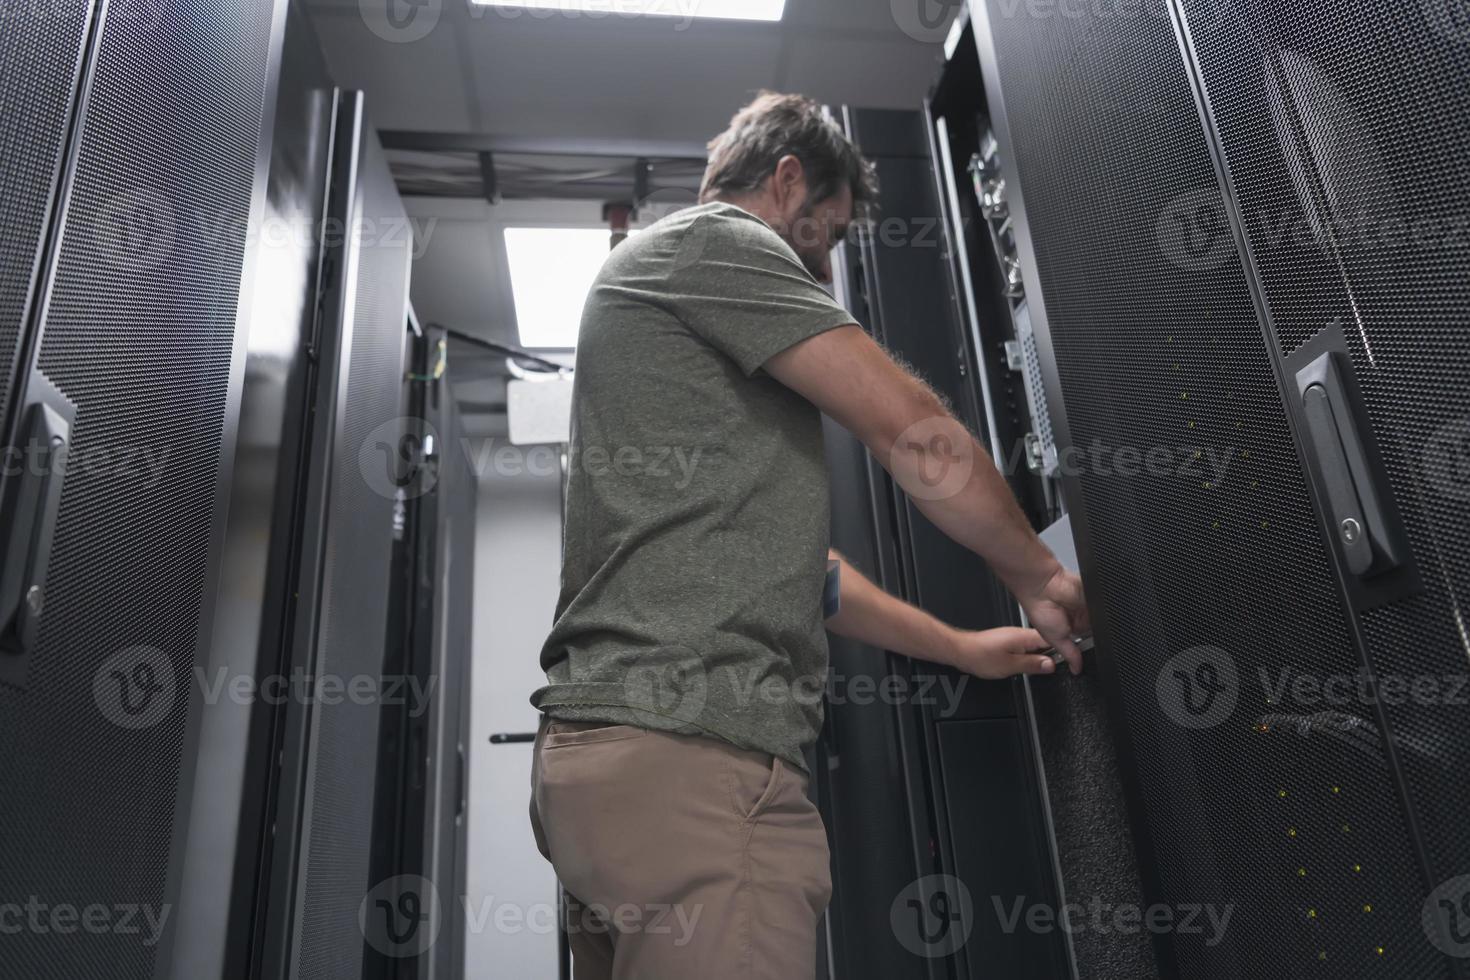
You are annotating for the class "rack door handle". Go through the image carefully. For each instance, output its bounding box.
[1295,352,1402,577]
[1,379,76,657]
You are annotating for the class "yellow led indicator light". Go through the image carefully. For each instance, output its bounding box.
[1364,904,1373,913]
[1288,827,1298,837]
[1307,908,1317,919]
[1376,947,1385,956]
[1343,824,1351,833]
[1298,868,1307,877]
[1353,864,1362,873]
[1279,789,1288,798]
[1318,951,1327,961]
[1332,786,1340,794]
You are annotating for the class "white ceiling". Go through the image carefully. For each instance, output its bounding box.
[305,0,958,145]
[307,0,963,399]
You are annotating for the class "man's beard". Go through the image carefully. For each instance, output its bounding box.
[781,202,825,279]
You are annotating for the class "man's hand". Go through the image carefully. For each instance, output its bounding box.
[947,627,1056,679]
[769,328,1094,672]
[1019,567,1090,675]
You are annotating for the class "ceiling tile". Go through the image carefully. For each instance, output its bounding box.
[782,35,943,108]
[464,16,785,143]
[310,8,475,131]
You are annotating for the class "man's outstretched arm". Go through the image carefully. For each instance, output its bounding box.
[767,325,1091,672]
[824,549,1057,679]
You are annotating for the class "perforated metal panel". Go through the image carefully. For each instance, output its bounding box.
[980,0,1446,976]
[0,0,278,977]
[1180,0,1470,922]
[0,2,91,426]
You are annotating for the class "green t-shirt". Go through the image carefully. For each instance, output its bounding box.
[530,202,858,771]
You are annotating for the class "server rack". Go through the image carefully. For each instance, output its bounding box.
[0,2,290,978]
[819,106,1073,980]
[366,324,474,980]
[947,0,1470,977]
[926,23,1162,980]
[172,3,339,975]
[255,85,416,980]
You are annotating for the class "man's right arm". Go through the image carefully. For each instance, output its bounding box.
[764,324,1091,672]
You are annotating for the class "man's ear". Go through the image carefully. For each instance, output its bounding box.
[772,154,807,210]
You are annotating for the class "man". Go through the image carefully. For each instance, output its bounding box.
[529,92,1089,978]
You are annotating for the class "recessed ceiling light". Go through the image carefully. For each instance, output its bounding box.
[470,0,788,24]
[504,227,627,349]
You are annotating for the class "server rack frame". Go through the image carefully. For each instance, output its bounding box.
[961,0,1470,976]
[818,105,1072,980]
[0,2,290,977]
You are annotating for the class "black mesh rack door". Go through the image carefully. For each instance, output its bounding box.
[971,0,1460,976]
[1177,4,1470,967]
[0,0,285,978]
[0,2,93,440]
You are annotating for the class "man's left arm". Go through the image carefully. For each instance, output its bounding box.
[824,549,1057,680]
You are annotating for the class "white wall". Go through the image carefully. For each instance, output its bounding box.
[463,434,565,978]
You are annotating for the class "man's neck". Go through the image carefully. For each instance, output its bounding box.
[709,194,781,233]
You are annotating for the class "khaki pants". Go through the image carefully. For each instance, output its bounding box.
[529,718,832,979]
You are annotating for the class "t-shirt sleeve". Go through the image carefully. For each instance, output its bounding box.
[668,211,859,377]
